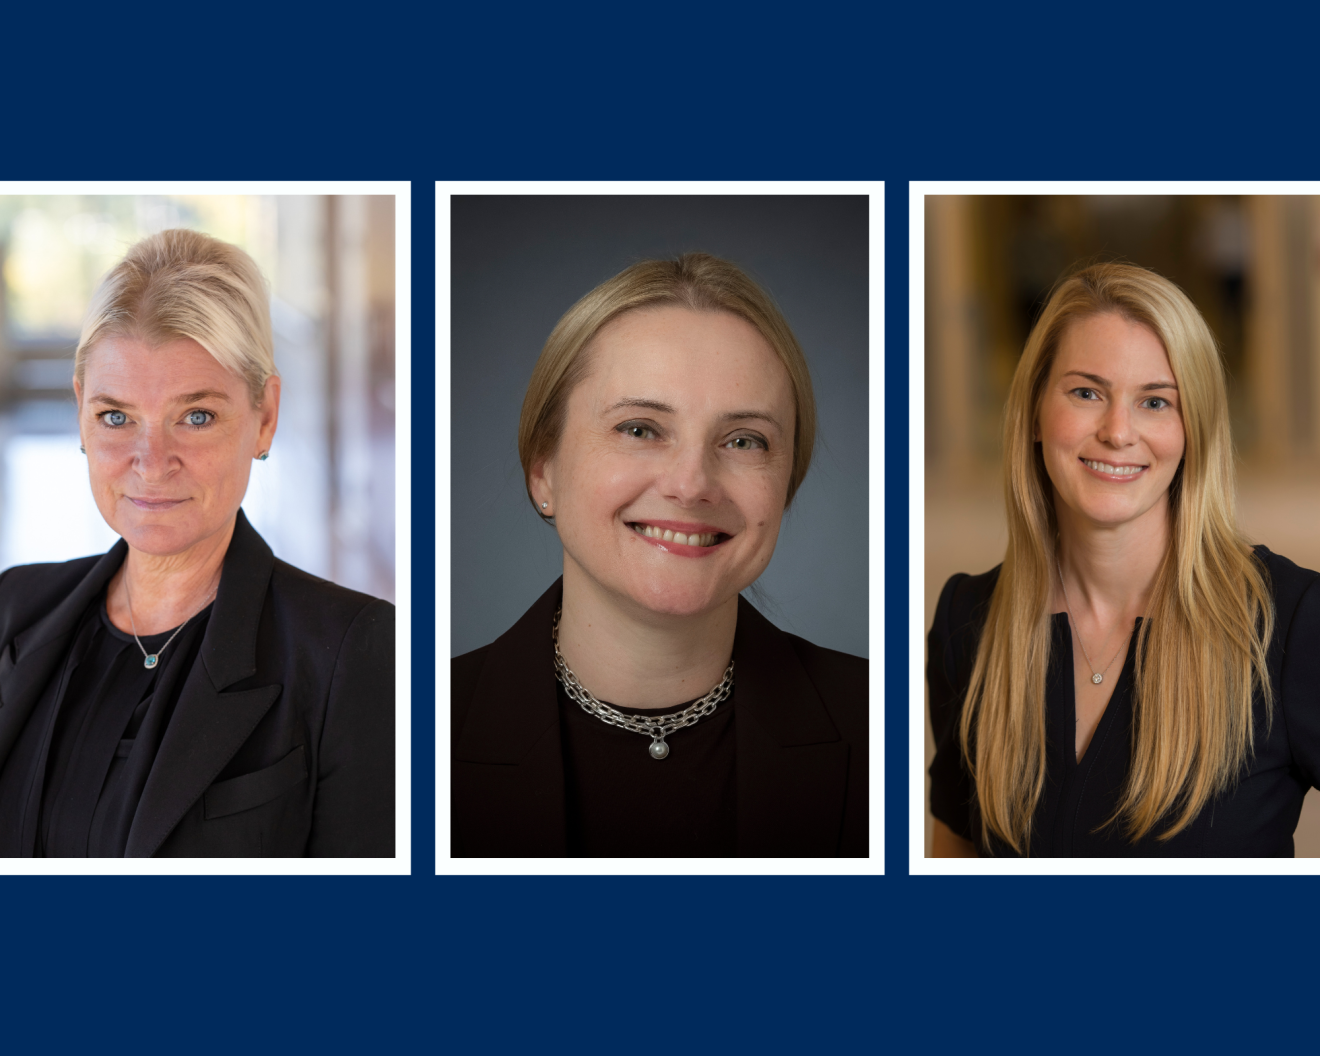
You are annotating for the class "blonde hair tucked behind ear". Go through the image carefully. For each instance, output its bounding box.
[76,229,276,405]
[961,262,1274,853]
[517,253,816,518]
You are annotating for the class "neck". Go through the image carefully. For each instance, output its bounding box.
[557,553,737,710]
[107,517,235,635]
[1053,495,1170,621]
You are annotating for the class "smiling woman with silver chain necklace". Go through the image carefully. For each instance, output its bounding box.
[451,254,867,858]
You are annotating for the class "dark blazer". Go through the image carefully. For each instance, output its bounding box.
[452,579,867,857]
[0,510,394,857]
[928,546,1320,856]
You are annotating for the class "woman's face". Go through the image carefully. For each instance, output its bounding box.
[74,335,280,557]
[1036,312,1185,533]
[535,306,797,619]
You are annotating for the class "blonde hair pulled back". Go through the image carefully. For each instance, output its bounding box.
[517,253,816,517]
[76,228,276,405]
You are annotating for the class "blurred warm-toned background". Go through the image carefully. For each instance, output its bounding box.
[0,194,396,601]
[924,194,1320,856]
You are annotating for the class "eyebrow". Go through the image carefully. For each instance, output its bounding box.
[1061,370,1178,392]
[88,389,233,409]
[605,397,783,430]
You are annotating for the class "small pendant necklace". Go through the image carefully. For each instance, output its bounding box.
[123,574,217,670]
[1055,556,1131,686]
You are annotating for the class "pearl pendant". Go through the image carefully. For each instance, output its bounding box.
[649,738,669,760]
[144,655,159,670]
[1091,672,1103,685]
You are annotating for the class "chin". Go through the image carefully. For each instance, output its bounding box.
[626,574,730,620]
[117,521,204,557]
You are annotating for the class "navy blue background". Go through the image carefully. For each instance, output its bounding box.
[9,5,1320,1052]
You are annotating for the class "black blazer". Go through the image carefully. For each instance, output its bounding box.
[0,510,394,857]
[928,546,1320,856]
[452,579,868,857]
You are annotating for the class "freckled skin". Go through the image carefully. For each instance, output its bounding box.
[535,306,796,621]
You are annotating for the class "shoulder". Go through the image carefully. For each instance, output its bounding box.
[269,559,393,625]
[264,559,395,664]
[451,643,492,736]
[0,553,107,633]
[930,565,1002,652]
[1253,545,1320,621]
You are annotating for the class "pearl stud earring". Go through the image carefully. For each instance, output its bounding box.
[541,502,549,509]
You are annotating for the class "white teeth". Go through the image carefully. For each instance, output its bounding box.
[1084,459,1143,476]
[631,524,719,547]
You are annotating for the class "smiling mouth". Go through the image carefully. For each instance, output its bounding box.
[629,522,727,548]
[129,497,188,511]
[1081,458,1147,477]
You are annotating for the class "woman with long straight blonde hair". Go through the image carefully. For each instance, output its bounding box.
[927,261,1320,857]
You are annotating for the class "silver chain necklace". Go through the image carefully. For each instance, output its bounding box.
[552,608,733,759]
[123,575,217,670]
[1055,556,1131,686]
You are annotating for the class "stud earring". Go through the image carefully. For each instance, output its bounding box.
[79,445,86,454]
[256,451,269,461]
[541,502,549,509]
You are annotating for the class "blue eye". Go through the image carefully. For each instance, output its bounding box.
[185,410,212,427]
[104,410,127,427]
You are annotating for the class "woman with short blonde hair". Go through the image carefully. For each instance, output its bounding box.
[0,228,393,858]
[929,261,1318,857]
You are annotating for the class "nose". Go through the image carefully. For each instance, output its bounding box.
[1096,400,1136,447]
[658,437,721,507]
[133,424,180,484]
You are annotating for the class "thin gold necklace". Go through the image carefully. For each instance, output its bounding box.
[1055,556,1131,686]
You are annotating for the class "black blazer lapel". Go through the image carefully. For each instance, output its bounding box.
[453,580,566,856]
[733,598,850,856]
[0,542,127,766]
[125,512,283,858]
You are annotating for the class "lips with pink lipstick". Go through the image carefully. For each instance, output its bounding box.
[627,518,730,557]
[1079,457,1148,482]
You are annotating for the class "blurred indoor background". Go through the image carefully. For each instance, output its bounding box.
[924,194,1320,856]
[0,194,395,601]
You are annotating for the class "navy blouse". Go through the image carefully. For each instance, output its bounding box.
[928,547,1320,856]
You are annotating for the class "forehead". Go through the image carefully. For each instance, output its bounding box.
[579,306,794,411]
[84,335,246,397]
[1052,312,1173,379]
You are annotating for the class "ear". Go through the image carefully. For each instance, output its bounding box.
[255,374,281,454]
[529,456,555,513]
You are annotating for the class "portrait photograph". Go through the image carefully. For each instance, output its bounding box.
[441,186,880,869]
[0,186,409,872]
[912,185,1320,870]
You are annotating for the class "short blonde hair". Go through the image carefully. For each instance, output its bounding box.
[517,253,816,517]
[76,229,276,404]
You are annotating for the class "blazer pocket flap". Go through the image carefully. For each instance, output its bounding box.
[204,745,308,820]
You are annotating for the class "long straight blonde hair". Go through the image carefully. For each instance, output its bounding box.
[960,262,1273,853]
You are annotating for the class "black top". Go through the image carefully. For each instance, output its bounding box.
[453,578,868,857]
[557,683,737,857]
[0,595,211,857]
[928,546,1320,856]
[0,511,394,857]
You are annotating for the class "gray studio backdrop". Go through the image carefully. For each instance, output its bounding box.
[450,195,868,658]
